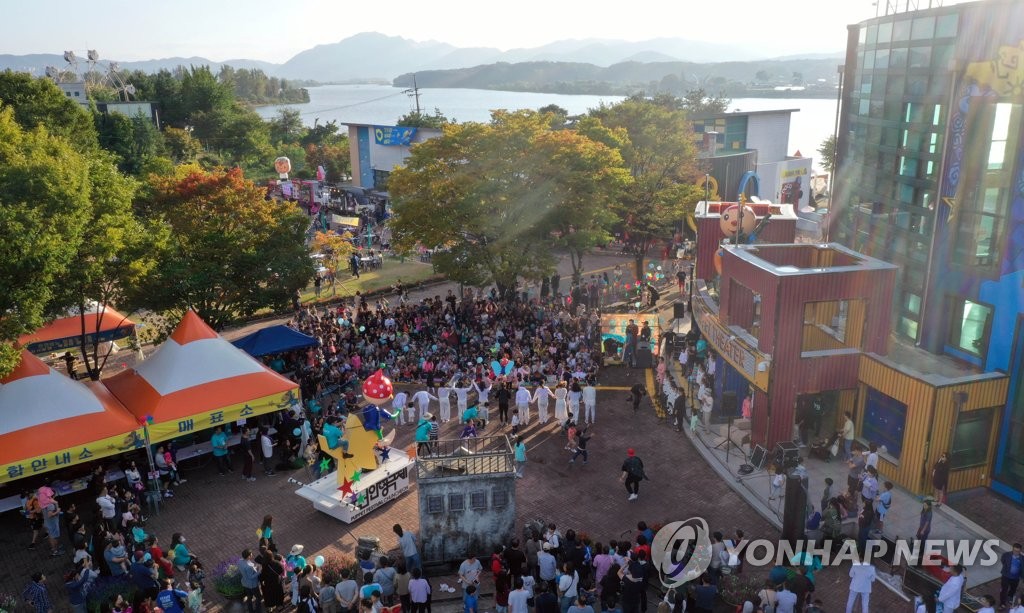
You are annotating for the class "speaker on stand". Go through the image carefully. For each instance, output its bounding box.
[781,472,809,545]
[673,302,687,319]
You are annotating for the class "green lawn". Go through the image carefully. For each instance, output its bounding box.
[301,257,442,304]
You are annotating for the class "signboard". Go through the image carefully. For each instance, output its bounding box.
[776,158,812,210]
[147,389,299,444]
[373,126,417,146]
[692,296,771,391]
[296,452,414,523]
[23,325,134,355]
[1,430,145,484]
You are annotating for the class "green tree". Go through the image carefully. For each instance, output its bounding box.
[163,126,202,163]
[305,141,351,182]
[94,110,166,175]
[0,70,98,151]
[269,108,305,145]
[396,108,451,128]
[135,165,314,331]
[389,110,628,299]
[679,88,730,115]
[586,98,704,278]
[0,108,97,376]
[755,70,771,83]
[46,154,168,380]
[818,134,838,176]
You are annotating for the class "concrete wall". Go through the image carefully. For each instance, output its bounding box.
[746,112,792,165]
[417,473,517,564]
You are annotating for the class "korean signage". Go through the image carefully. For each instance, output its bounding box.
[23,325,133,355]
[347,464,412,522]
[147,388,299,444]
[693,297,771,391]
[1,430,146,484]
[373,126,417,146]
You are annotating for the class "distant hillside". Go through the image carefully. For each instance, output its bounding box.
[394,58,843,97]
[0,53,279,76]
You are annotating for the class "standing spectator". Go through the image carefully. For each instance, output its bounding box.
[619,449,646,501]
[394,524,421,572]
[538,543,558,584]
[394,563,411,613]
[845,558,876,613]
[1000,543,1023,609]
[239,549,262,613]
[508,577,529,613]
[557,561,579,613]
[774,580,798,613]
[629,383,647,415]
[156,577,190,613]
[23,572,52,613]
[514,437,527,479]
[932,451,950,506]
[841,411,856,461]
[241,427,257,482]
[464,584,479,613]
[211,426,232,475]
[865,443,879,471]
[286,544,307,605]
[374,557,398,605]
[96,487,117,530]
[408,568,431,613]
[260,428,276,476]
[41,494,64,557]
[335,567,359,613]
[581,380,597,425]
[65,559,99,613]
[458,553,483,595]
[916,500,933,543]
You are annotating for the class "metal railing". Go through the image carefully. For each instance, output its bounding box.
[416,434,515,480]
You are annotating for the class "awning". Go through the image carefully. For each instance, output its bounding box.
[18,305,136,355]
[231,325,318,358]
[104,311,300,443]
[0,351,143,484]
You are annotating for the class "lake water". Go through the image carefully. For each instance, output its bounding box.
[257,84,837,170]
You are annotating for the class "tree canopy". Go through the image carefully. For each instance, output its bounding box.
[388,110,630,299]
[134,165,314,331]
[0,70,98,151]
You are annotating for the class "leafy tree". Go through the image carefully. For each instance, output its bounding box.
[163,126,202,163]
[586,98,704,278]
[134,165,314,331]
[0,70,98,151]
[310,230,354,295]
[0,108,97,376]
[538,104,570,129]
[390,111,627,299]
[46,154,168,380]
[305,142,351,182]
[94,110,166,175]
[396,108,451,128]
[301,119,344,147]
[679,88,730,115]
[269,108,304,145]
[818,134,838,176]
[755,70,771,83]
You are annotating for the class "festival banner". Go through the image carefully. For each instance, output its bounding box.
[1,429,145,485]
[373,126,417,146]
[145,388,299,444]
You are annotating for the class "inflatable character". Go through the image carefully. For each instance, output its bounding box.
[274,156,292,180]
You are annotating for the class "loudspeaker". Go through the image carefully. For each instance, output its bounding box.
[673,302,687,319]
[781,474,808,543]
[774,441,800,468]
[634,347,653,369]
[722,391,738,414]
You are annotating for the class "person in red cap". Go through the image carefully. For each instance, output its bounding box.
[620,449,646,501]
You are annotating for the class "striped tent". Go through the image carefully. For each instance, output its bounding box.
[0,351,143,484]
[104,311,299,443]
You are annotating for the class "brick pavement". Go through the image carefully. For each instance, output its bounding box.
[0,365,911,612]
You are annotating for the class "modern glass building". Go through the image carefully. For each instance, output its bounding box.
[833,0,1024,502]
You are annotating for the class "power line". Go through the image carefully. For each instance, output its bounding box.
[291,90,412,118]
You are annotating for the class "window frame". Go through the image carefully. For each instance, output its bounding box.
[950,408,996,469]
[947,296,994,359]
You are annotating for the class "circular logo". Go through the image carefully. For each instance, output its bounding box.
[650,517,713,588]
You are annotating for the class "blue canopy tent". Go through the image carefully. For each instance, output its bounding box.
[231,325,317,357]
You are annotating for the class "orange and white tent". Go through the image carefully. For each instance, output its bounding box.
[0,351,143,484]
[104,311,299,443]
[18,304,136,355]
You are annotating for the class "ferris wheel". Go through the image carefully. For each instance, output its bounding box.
[44,49,136,101]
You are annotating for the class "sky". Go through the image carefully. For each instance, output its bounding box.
[0,0,971,63]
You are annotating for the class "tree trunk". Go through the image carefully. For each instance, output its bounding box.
[633,250,646,283]
[570,249,584,285]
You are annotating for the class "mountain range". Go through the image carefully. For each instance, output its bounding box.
[0,32,841,82]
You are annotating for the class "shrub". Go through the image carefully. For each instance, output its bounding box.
[319,551,361,585]
[212,556,245,599]
[718,573,763,606]
[0,592,18,613]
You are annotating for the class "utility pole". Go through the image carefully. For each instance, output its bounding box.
[410,74,422,115]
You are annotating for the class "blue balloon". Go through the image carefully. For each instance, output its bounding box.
[431,344,438,351]
[292,428,301,436]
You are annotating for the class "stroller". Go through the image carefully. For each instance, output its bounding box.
[810,431,841,462]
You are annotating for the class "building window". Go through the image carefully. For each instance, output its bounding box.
[492,489,509,508]
[995,342,1024,491]
[951,408,995,469]
[426,495,444,514]
[469,491,488,510]
[911,16,936,40]
[372,169,391,190]
[448,493,465,512]
[935,13,958,38]
[864,388,908,459]
[948,298,992,358]
[953,102,1022,268]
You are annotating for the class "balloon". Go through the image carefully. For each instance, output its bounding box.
[634,302,642,308]
[314,555,325,567]
[477,357,483,364]
[337,318,345,325]
[293,428,302,436]
[403,346,410,352]
[359,326,366,332]
[657,266,663,271]
[431,344,438,351]
[648,263,655,269]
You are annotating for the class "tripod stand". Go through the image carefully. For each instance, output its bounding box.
[712,416,747,463]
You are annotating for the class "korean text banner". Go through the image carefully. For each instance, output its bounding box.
[373,126,417,146]
[1,430,145,484]
[145,388,299,444]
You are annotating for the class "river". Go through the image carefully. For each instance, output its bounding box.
[256,84,837,171]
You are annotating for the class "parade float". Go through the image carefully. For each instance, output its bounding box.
[294,370,414,523]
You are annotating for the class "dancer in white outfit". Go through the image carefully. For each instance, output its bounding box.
[553,384,569,422]
[453,378,473,420]
[582,381,597,425]
[533,383,555,424]
[436,383,454,423]
[411,389,437,421]
[568,380,582,419]
[392,390,410,425]
[475,378,492,422]
[515,384,532,425]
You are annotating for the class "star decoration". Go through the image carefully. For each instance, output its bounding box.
[357,492,367,505]
[320,457,332,473]
[378,446,391,461]
[942,196,958,221]
[338,478,354,496]
[351,469,362,482]
[349,493,359,504]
